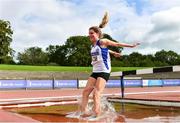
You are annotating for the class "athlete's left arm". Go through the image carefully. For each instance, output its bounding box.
[109,50,121,57]
[101,38,140,48]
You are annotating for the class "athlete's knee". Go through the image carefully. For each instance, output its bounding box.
[93,88,101,98]
[82,87,92,97]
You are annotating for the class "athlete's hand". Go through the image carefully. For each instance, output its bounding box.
[113,52,121,57]
[131,42,140,48]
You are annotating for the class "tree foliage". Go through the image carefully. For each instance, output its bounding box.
[113,50,180,67]
[65,36,91,66]
[46,34,121,66]
[47,36,91,66]
[0,20,14,63]
[17,47,49,65]
[45,35,180,67]
[154,50,180,66]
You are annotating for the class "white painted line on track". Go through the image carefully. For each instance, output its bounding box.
[0,91,180,108]
[0,91,180,102]
[0,93,118,102]
[125,90,180,95]
[0,100,78,108]
[0,95,80,102]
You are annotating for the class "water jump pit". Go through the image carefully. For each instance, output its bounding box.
[3,97,180,122]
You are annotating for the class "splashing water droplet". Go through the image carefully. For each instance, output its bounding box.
[67,96,119,122]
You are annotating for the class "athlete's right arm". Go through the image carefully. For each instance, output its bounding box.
[101,38,140,48]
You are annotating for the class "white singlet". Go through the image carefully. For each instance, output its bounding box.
[91,40,111,73]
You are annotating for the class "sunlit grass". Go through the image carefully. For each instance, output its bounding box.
[0,64,146,72]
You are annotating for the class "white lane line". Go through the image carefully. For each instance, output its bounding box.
[0,100,78,108]
[0,95,80,102]
[0,93,118,102]
[0,91,180,102]
[0,91,180,108]
[125,90,180,95]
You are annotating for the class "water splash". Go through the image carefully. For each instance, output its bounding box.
[66,96,119,122]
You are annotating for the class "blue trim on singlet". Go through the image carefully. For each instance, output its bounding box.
[96,40,109,70]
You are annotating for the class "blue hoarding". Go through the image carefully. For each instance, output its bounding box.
[0,80,26,89]
[124,80,142,87]
[54,80,77,88]
[106,80,142,87]
[106,80,120,88]
[1,79,179,89]
[26,80,53,88]
[163,79,180,86]
[147,80,163,86]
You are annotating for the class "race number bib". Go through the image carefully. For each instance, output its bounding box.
[91,48,100,62]
[92,56,98,61]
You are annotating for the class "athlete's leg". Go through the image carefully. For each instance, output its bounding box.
[92,77,106,116]
[80,77,96,114]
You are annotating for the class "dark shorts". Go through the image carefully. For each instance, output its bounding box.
[90,72,110,82]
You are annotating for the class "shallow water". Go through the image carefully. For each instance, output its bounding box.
[117,103,180,122]
[8,98,180,122]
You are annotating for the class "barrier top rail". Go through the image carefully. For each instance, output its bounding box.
[110,65,180,98]
[111,65,180,77]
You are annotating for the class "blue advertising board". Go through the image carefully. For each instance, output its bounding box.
[163,79,180,86]
[26,80,53,88]
[54,80,77,88]
[1,79,179,90]
[0,80,26,89]
[106,80,142,88]
[106,80,120,88]
[124,80,142,87]
[147,80,163,86]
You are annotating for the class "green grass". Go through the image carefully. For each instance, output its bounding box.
[0,64,147,72]
[0,64,92,72]
[112,67,146,72]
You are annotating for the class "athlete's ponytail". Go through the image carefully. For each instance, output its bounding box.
[99,11,109,29]
[89,12,109,38]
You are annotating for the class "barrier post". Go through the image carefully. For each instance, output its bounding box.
[52,76,55,89]
[25,77,27,90]
[120,75,124,99]
[161,78,164,87]
[77,78,79,89]
[141,78,143,88]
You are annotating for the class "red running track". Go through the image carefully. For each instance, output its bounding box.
[0,86,180,122]
[0,87,180,101]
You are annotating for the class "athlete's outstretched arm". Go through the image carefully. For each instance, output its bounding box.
[109,50,121,57]
[101,39,140,48]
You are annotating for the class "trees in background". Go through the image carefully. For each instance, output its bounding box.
[0,20,14,64]
[46,34,121,66]
[17,47,48,65]
[113,50,180,67]
[46,45,67,66]
[17,36,180,67]
[154,50,180,66]
[46,36,91,66]
[45,34,180,67]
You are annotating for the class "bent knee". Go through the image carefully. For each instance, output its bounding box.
[83,87,93,96]
[93,88,101,97]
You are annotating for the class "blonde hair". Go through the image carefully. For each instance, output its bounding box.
[89,12,109,38]
[99,11,109,28]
